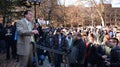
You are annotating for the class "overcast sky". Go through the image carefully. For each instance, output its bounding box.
[58,0,120,7]
[112,0,120,7]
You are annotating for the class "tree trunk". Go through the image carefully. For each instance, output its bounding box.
[101,16,105,27]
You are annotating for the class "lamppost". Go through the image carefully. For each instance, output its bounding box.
[28,0,41,23]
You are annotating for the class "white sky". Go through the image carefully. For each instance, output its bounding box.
[58,0,120,7]
[112,0,120,7]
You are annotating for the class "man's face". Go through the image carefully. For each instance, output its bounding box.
[49,31,52,35]
[68,34,71,38]
[7,23,11,26]
[88,37,94,43]
[25,11,33,21]
[56,31,60,35]
[108,39,117,48]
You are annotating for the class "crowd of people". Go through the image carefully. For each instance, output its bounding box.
[0,10,120,67]
[39,26,120,67]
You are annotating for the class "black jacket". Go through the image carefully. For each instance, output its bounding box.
[0,23,5,40]
[88,43,99,64]
[110,46,120,67]
[68,39,86,64]
[5,25,14,41]
[45,34,54,48]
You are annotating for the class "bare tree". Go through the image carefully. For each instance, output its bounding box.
[79,0,112,26]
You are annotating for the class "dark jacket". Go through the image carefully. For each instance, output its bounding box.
[53,34,68,52]
[34,26,43,42]
[0,23,5,40]
[97,44,111,67]
[97,45,107,61]
[4,25,14,41]
[68,39,86,64]
[110,46,120,67]
[45,34,54,48]
[88,43,98,64]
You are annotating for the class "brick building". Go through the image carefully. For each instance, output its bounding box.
[84,4,120,26]
[104,4,120,25]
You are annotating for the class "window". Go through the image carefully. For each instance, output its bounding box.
[117,19,120,21]
[111,18,115,21]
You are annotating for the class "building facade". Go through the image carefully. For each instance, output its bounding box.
[104,4,120,25]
